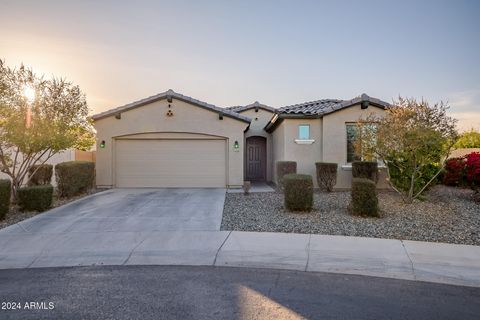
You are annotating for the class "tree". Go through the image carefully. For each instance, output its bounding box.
[454,129,480,149]
[0,60,95,200]
[355,97,458,203]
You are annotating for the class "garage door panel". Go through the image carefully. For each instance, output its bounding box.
[115,139,226,188]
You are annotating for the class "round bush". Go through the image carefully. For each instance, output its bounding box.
[315,162,337,192]
[276,161,297,190]
[352,161,378,182]
[55,161,95,198]
[284,173,313,211]
[17,184,53,212]
[351,178,379,217]
[28,164,53,186]
[0,179,11,219]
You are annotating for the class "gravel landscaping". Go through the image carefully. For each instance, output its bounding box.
[221,185,480,245]
[0,188,106,230]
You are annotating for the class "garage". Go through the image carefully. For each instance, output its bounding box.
[115,139,226,188]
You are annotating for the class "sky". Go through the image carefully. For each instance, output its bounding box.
[1,0,479,130]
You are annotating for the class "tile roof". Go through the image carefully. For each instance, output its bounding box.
[91,89,251,123]
[277,94,390,116]
[226,101,276,113]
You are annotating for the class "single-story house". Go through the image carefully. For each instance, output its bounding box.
[92,90,390,189]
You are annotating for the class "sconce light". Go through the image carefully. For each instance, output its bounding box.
[361,101,369,109]
[100,140,106,149]
[233,140,240,151]
[219,112,224,120]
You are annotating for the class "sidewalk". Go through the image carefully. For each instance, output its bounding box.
[1,227,479,287]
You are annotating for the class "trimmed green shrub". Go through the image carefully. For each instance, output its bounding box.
[0,179,11,219]
[352,161,378,182]
[351,178,379,217]
[28,164,53,186]
[17,184,53,212]
[315,162,337,192]
[55,161,95,198]
[284,174,313,211]
[276,161,297,190]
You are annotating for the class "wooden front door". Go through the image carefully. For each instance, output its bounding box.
[245,136,266,181]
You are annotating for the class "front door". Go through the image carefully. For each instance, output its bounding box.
[245,136,266,181]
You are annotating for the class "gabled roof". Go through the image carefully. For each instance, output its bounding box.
[91,89,251,123]
[264,94,391,132]
[277,94,390,116]
[226,101,276,113]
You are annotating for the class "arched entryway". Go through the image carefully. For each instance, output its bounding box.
[245,136,267,181]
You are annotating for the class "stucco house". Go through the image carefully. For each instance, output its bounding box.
[92,90,390,190]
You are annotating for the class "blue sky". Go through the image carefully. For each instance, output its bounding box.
[1,0,479,129]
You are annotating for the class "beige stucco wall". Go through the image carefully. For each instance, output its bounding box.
[322,104,388,189]
[238,108,274,182]
[94,98,249,188]
[272,121,286,183]
[281,118,323,187]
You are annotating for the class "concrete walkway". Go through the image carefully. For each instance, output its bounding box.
[0,189,479,288]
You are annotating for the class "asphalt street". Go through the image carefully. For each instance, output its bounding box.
[0,265,479,320]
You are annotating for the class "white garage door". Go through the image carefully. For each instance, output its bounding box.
[115,139,226,188]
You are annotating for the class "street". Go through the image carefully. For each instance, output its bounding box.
[0,265,478,319]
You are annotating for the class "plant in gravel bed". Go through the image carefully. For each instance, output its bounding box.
[443,157,466,186]
[350,178,379,217]
[276,161,297,191]
[315,162,337,192]
[284,174,313,211]
[27,164,53,185]
[17,184,53,212]
[55,161,95,197]
[354,97,457,203]
[352,161,378,182]
[0,179,11,219]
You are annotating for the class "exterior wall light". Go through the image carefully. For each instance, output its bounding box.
[233,140,240,151]
[100,140,106,149]
[361,101,369,109]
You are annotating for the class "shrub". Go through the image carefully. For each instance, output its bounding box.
[443,157,466,186]
[315,162,337,192]
[284,174,313,211]
[28,164,53,186]
[465,152,480,188]
[351,178,379,217]
[55,161,95,197]
[0,179,11,219]
[17,185,53,212]
[352,161,378,182]
[276,161,297,190]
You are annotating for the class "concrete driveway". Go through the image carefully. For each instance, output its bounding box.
[7,188,226,234]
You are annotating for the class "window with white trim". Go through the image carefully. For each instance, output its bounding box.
[298,125,310,140]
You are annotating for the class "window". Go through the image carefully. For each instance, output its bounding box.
[346,124,360,163]
[298,125,310,140]
[346,123,377,163]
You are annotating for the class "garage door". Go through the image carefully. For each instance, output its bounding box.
[115,139,226,188]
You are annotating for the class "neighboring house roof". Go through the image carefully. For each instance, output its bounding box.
[226,101,276,114]
[91,89,251,123]
[264,94,391,132]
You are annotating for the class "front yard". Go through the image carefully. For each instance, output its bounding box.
[221,185,480,245]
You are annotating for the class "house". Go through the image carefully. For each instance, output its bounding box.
[92,90,390,189]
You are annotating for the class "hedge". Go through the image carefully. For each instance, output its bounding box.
[315,162,337,192]
[284,174,313,211]
[352,161,378,182]
[28,164,53,186]
[351,178,379,217]
[17,184,53,212]
[0,179,11,219]
[276,161,297,190]
[55,161,95,198]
